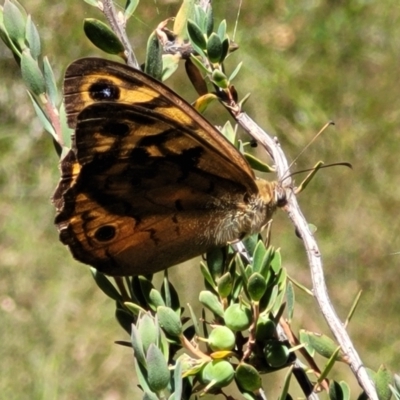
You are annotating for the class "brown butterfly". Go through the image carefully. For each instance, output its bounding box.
[53,58,285,276]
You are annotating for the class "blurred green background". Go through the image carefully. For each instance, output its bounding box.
[1,0,399,398]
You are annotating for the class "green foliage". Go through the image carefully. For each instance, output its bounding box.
[1,0,399,399]
[83,18,125,56]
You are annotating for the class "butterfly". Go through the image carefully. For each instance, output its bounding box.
[53,58,286,276]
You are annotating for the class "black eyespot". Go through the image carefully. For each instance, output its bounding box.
[89,81,120,101]
[94,225,116,242]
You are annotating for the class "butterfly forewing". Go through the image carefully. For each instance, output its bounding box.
[63,58,255,190]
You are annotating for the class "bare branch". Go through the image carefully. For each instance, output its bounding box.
[101,0,139,68]
[235,111,377,400]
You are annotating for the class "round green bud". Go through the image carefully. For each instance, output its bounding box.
[224,303,252,332]
[200,360,235,388]
[208,325,235,351]
[235,362,262,392]
[263,340,290,368]
[255,315,276,342]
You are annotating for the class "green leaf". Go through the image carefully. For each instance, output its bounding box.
[244,152,274,173]
[146,344,170,393]
[345,290,362,326]
[247,272,267,302]
[189,53,210,74]
[375,365,392,400]
[192,93,218,114]
[205,4,213,36]
[149,288,165,309]
[252,240,266,273]
[217,19,227,41]
[339,381,351,400]
[219,38,229,63]
[229,61,243,81]
[206,247,225,281]
[21,49,45,95]
[260,284,278,314]
[139,276,164,311]
[26,91,56,140]
[300,330,346,361]
[394,374,400,392]
[286,281,295,322]
[206,32,222,63]
[277,365,294,400]
[43,57,58,106]
[0,7,17,55]
[145,31,163,80]
[83,0,102,8]
[187,302,200,337]
[216,272,233,298]
[199,290,224,318]
[124,0,139,19]
[131,323,147,367]
[115,306,134,334]
[124,301,146,316]
[220,120,236,144]
[316,346,343,386]
[3,0,26,51]
[390,383,400,400]
[257,246,274,281]
[160,277,180,314]
[134,358,152,393]
[143,391,158,400]
[270,249,282,274]
[200,261,216,289]
[173,0,195,42]
[172,360,183,400]
[138,313,159,354]
[187,19,206,51]
[25,14,40,59]
[193,4,207,32]
[211,68,228,89]
[161,54,180,81]
[157,306,183,337]
[242,234,259,255]
[83,18,125,55]
[330,381,345,400]
[90,268,123,302]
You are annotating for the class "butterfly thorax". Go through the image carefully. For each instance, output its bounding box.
[210,179,279,245]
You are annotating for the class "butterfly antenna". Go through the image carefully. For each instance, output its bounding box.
[288,121,335,171]
[232,0,243,41]
[283,161,352,194]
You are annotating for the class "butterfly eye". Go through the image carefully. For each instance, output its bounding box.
[94,225,117,242]
[276,187,287,208]
[89,80,120,101]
